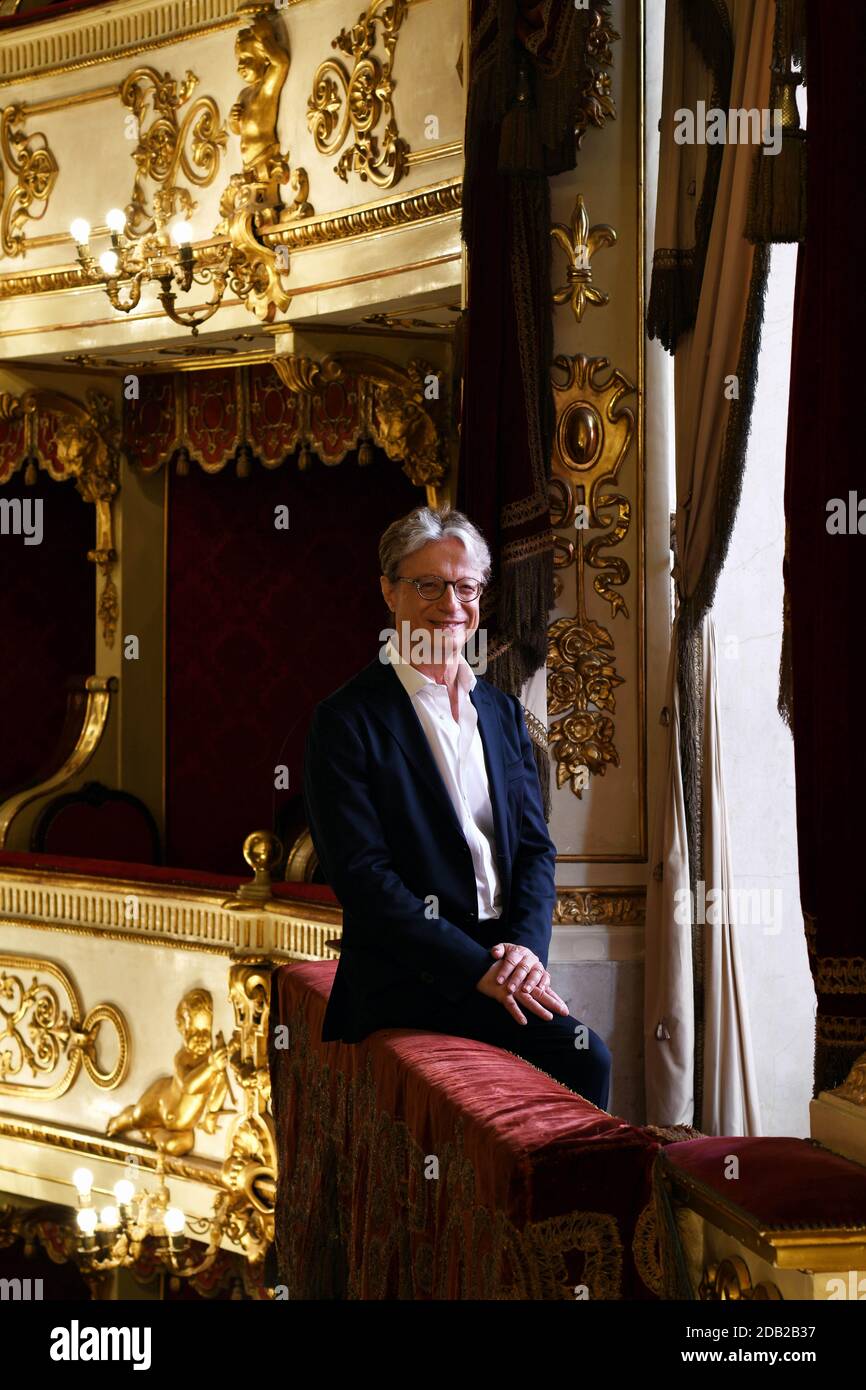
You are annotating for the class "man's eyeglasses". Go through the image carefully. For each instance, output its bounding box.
[394,575,485,602]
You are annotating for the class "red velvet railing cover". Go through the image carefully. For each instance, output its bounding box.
[269,960,678,1299]
[0,1,116,32]
[660,1136,866,1228]
[0,849,337,904]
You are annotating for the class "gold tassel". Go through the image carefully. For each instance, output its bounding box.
[746,69,806,243]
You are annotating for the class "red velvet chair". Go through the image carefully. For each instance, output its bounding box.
[29,780,162,865]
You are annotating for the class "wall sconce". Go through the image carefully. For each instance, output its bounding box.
[69,188,236,336]
[71,1157,223,1279]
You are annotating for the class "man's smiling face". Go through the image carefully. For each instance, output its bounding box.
[380,536,482,666]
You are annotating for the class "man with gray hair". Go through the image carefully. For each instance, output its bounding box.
[304,504,611,1107]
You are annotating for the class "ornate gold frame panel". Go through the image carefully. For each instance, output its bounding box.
[0,953,129,1100]
[0,100,58,256]
[121,64,226,240]
[548,354,635,799]
[0,387,122,646]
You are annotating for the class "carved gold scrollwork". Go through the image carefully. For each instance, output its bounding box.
[700,1255,783,1301]
[553,888,645,926]
[548,355,635,798]
[273,351,446,496]
[0,102,58,257]
[101,967,276,1262]
[0,388,121,647]
[121,65,227,239]
[307,0,410,189]
[0,956,129,1099]
[832,1052,866,1105]
[215,962,276,1261]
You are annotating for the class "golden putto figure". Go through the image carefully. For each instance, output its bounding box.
[106,989,235,1156]
[228,14,290,181]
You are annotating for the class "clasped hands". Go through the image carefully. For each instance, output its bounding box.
[475,942,569,1025]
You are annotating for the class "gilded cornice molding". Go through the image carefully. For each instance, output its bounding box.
[0,177,462,301]
[0,1115,223,1188]
[0,0,242,87]
[553,886,646,926]
[0,0,439,88]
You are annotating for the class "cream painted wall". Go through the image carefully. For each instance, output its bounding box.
[712,243,815,1137]
[546,0,668,1126]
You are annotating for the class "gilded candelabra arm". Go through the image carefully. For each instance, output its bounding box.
[156,266,228,337]
[104,271,147,317]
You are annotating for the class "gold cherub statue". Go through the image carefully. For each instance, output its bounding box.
[228,14,290,182]
[106,989,235,1157]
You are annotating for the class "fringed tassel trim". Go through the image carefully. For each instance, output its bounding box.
[646,251,699,353]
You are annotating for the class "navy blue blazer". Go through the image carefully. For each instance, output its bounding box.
[303,655,556,1042]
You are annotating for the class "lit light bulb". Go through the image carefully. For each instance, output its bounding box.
[99,249,119,276]
[73,1167,93,1197]
[171,220,193,245]
[100,1205,120,1229]
[105,207,126,234]
[70,218,91,245]
[164,1207,185,1235]
[113,1178,135,1206]
[77,1207,98,1235]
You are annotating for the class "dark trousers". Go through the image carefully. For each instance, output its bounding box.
[361,980,612,1112]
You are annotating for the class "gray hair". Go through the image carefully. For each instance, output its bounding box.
[379,505,492,583]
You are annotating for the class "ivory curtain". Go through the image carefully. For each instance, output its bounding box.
[645,0,774,1131]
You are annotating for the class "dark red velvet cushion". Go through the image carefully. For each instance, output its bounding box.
[660,1135,866,1228]
[0,849,337,905]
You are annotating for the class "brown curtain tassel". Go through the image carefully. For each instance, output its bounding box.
[498,56,543,176]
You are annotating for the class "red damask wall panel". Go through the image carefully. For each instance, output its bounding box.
[0,470,95,796]
[165,447,419,874]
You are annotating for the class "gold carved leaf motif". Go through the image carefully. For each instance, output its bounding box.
[121,65,227,239]
[0,102,58,258]
[307,0,410,189]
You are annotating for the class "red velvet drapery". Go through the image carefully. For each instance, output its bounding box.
[783,1,866,1092]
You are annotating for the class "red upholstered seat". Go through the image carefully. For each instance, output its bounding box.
[657,1136,866,1229]
[269,959,694,1300]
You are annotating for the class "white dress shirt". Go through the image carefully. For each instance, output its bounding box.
[384,636,502,921]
